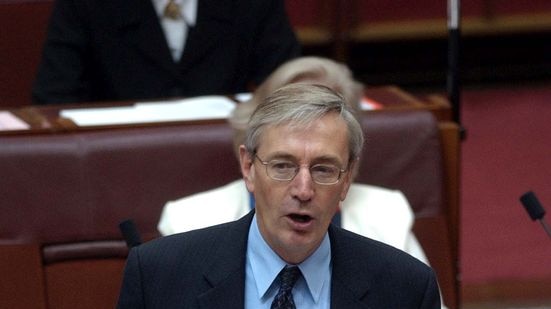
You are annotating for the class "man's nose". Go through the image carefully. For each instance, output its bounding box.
[291,167,315,201]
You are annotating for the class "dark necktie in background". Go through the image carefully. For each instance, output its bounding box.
[271,266,301,309]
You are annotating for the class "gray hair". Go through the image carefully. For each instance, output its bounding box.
[244,83,364,163]
[230,56,364,131]
[230,57,364,159]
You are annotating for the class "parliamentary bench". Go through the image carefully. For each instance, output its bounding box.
[0,109,460,308]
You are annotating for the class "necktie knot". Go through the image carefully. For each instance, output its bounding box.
[279,266,301,291]
[271,266,301,309]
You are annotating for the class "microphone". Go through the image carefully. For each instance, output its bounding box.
[519,191,551,239]
[119,219,143,248]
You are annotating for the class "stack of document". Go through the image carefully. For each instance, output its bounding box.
[60,96,236,127]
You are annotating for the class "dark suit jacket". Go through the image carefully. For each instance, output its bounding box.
[32,0,300,104]
[117,211,441,308]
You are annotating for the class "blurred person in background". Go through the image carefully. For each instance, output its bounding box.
[32,0,299,104]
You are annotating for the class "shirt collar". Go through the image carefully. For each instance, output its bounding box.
[247,214,331,303]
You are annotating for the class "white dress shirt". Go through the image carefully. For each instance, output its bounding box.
[245,214,331,308]
[151,0,198,62]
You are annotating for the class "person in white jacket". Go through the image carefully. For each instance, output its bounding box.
[157,56,447,308]
[159,179,428,263]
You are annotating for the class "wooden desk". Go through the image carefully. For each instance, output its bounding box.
[1,86,451,135]
[364,86,452,121]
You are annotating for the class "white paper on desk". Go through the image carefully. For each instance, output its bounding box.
[0,111,31,130]
[60,106,149,126]
[135,96,236,121]
[60,96,236,126]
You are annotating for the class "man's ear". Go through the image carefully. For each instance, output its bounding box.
[340,159,357,201]
[239,145,255,192]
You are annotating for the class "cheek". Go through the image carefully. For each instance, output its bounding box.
[251,173,275,208]
[327,187,349,212]
[339,189,348,201]
[256,181,283,206]
[318,189,343,213]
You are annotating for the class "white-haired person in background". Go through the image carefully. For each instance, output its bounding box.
[157,56,447,309]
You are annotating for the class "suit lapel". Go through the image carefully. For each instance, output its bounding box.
[191,215,374,308]
[179,0,235,71]
[197,211,254,309]
[329,226,372,309]
[113,0,181,79]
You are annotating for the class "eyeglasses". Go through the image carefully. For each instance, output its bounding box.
[254,154,347,185]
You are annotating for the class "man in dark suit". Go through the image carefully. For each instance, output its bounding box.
[116,84,442,308]
[32,0,299,104]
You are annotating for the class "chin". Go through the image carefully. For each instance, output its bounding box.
[284,232,323,251]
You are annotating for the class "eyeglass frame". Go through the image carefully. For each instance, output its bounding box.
[252,152,348,185]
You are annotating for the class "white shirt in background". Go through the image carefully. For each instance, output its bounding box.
[151,0,198,62]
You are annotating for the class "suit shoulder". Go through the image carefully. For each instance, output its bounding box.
[331,226,432,273]
[137,216,250,263]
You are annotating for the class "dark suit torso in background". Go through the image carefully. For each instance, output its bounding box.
[32,0,300,104]
[116,211,441,308]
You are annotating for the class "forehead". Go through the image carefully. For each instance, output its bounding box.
[256,113,349,161]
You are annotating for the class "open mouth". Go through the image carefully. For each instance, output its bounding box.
[289,213,312,223]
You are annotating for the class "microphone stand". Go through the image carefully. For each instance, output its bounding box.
[539,220,551,239]
[447,0,466,140]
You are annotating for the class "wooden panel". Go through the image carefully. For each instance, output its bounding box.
[439,121,462,309]
[45,259,126,309]
[0,0,54,107]
[414,217,458,309]
[0,244,46,309]
[285,0,336,45]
